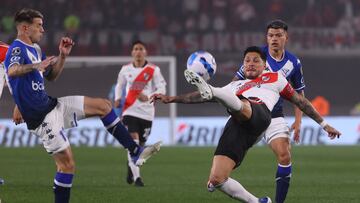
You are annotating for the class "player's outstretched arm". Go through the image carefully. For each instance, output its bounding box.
[287,92,341,139]
[46,37,74,81]
[151,91,214,104]
[7,56,56,77]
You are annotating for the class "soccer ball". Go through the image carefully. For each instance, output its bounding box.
[186,51,217,81]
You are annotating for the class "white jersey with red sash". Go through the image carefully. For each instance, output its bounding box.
[0,42,9,98]
[115,62,166,121]
[224,72,295,111]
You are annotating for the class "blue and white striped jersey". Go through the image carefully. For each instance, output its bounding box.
[4,39,57,129]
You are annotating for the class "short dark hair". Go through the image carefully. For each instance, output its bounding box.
[243,46,266,62]
[266,19,288,31]
[131,40,146,49]
[14,8,43,25]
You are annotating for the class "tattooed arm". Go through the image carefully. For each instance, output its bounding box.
[286,92,341,139]
[151,91,215,104]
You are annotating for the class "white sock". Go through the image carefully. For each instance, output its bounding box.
[217,177,258,203]
[127,139,140,180]
[211,86,243,112]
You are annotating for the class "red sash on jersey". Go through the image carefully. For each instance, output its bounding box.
[0,42,9,62]
[123,66,155,112]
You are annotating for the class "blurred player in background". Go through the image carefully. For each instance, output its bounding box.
[0,41,9,98]
[115,40,166,186]
[233,20,305,203]
[5,8,160,203]
[153,46,340,203]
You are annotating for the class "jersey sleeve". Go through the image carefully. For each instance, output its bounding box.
[5,46,25,71]
[278,73,295,100]
[289,58,305,92]
[152,66,166,95]
[235,64,246,80]
[114,67,127,101]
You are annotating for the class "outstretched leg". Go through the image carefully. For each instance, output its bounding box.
[84,97,160,166]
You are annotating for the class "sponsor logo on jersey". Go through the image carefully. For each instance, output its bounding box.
[10,56,21,63]
[32,80,45,91]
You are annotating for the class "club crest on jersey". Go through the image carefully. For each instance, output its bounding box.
[11,47,21,56]
[262,75,270,82]
[143,73,150,80]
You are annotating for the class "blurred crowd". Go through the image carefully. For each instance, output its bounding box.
[1,0,360,55]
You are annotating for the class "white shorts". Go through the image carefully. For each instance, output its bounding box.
[0,66,5,98]
[30,96,85,154]
[263,117,290,144]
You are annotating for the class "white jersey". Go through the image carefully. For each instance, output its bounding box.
[115,62,166,121]
[0,63,5,98]
[224,72,295,111]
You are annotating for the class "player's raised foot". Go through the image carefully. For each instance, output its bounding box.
[258,196,272,203]
[132,141,162,166]
[126,163,134,184]
[184,69,213,100]
[134,177,145,187]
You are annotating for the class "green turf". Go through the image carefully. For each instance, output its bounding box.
[0,146,359,203]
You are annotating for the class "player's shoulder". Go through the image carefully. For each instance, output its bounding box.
[284,50,301,66]
[146,62,159,69]
[121,62,133,69]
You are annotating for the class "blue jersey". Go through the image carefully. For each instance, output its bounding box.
[235,46,305,118]
[4,39,57,129]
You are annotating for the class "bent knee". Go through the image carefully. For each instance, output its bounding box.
[277,151,291,165]
[98,98,112,116]
[58,161,76,173]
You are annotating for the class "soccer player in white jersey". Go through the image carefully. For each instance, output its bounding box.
[233,20,305,203]
[0,41,9,98]
[114,40,166,186]
[4,8,161,203]
[152,46,341,203]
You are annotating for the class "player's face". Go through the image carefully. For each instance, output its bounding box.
[266,28,288,51]
[26,18,45,43]
[131,44,147,62]
[243,52,266,79]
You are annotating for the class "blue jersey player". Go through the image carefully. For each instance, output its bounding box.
[233,20,305,203]
[5,8,161,203]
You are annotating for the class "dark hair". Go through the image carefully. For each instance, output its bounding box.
[243,46,266,62]
[131,40,146,49]
[14,8,43,25]
[266,19,288,31]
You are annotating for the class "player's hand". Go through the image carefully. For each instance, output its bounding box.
[290,121,301,143]
[150,93,173,104]
[13,105,24,125]
[59,37,74,57]
[36,56,56,72]
[137,93,149,102]
[323,124,341,139]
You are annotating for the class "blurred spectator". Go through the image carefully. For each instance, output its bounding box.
[1,15,14,34]
[64,14,80,33]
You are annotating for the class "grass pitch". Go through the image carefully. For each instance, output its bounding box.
[0,146,359,203]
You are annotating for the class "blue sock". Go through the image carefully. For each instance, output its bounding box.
[53,172,73,203]
[101,109,139,155]
[275,163,292,203]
